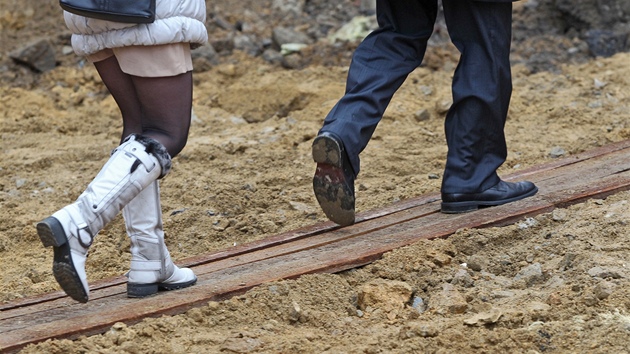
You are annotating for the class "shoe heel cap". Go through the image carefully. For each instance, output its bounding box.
[440,203,478,214]
[37,217,68,248]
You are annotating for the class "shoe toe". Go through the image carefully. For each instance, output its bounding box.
[441,180,538,214]
[159,266,197,291]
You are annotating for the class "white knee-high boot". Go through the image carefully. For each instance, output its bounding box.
[123,180,196,298]
[37,134,171,303]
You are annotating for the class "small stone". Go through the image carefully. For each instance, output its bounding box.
[414,109,431,122]
[593,281,615,300]
[549,146,566,158]
[411,296,426,313]
[429,283,468,315]
[358,279,413,313]
[513,263,544,287]
[399,322,439,339]
[546,292,563,306]
[451,269,474,288]
[435,99,452,114]
[463,309,503,326]
[552,209,567,221]
[467,255,487,272]
[9,38,56,72]
[587,266,624,279]
[289,301,301,322]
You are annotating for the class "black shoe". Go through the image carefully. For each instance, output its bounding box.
[312,132,356,226]
[441,180,538,214]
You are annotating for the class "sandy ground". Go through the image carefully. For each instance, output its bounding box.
[1,0,630,353]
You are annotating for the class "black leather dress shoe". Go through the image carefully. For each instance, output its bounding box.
[312,132,356,226]
[441,180,538,214]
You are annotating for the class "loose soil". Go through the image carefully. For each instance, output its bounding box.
[1,1,629,353]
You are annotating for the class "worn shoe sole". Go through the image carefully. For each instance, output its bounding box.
[312,135,355,226]
[37,217,89,303]
[127,277,198,298]
[441,185,539,214]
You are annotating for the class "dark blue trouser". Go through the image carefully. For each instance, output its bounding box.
[319,0,513,194]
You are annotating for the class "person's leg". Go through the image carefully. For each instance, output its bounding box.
[39,52,195,302]
[441,0,513,193]
[313,0,438,226]
[37,135,170,303]
[93,56,144,140]
[440,0,537,213]
[129,72,193,157]
[320,0,437,176]
[94,51,196,297]
[94,57,193,158]
[123,180,197,298]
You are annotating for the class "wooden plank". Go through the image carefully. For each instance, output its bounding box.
[1,140,630,353]
[5,139,627,311]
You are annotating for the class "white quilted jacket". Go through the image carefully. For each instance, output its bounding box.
[64,0,208,56]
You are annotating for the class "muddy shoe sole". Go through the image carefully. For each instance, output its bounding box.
[37,217,89,303]
[312,134,355,226]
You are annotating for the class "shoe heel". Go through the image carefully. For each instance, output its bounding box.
[37,217,68,248]
[440,202,478,214]
[127,283,159,298]
[312,135,342,167]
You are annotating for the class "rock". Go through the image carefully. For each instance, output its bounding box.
[467,255,488,272]
[414,109,431,122]
[435,99,452,114]
[526,301,551,313]
[192,44,219,65]
[588,266,625,279]
[399,321,439,339]
[585,30,629,57]
[280,43,308,56]
[271,0,306,16]
[234,34,262,56]
[287,201,307,212]
[429,283,468,315]
[559,253,576,271]
[549,146,566,158]
[451,269,474,288]
[593,281,616,300]
[262,49,284,65]
[359,0,376,13]
[281,53,303,69]
[272,27,313,49]
[492,290,516,299]
[513,263,544,287]
[463,308,503,326]
[289,301,301,322]
[328,16,376,43]
[9,38,56,72]
[551,209,568,221]
[546,292,563,306]
[357,279,413,313]
[410,296,426,313]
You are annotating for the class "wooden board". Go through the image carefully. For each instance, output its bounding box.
[2,139,630,353]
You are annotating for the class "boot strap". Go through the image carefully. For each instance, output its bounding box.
[130,260,163,271]
[65,207,94,248]
[120,141,157,173]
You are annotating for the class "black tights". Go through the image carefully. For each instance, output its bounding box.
[94,55,193,158]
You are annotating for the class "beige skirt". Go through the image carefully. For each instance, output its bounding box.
[86,43,193,77]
